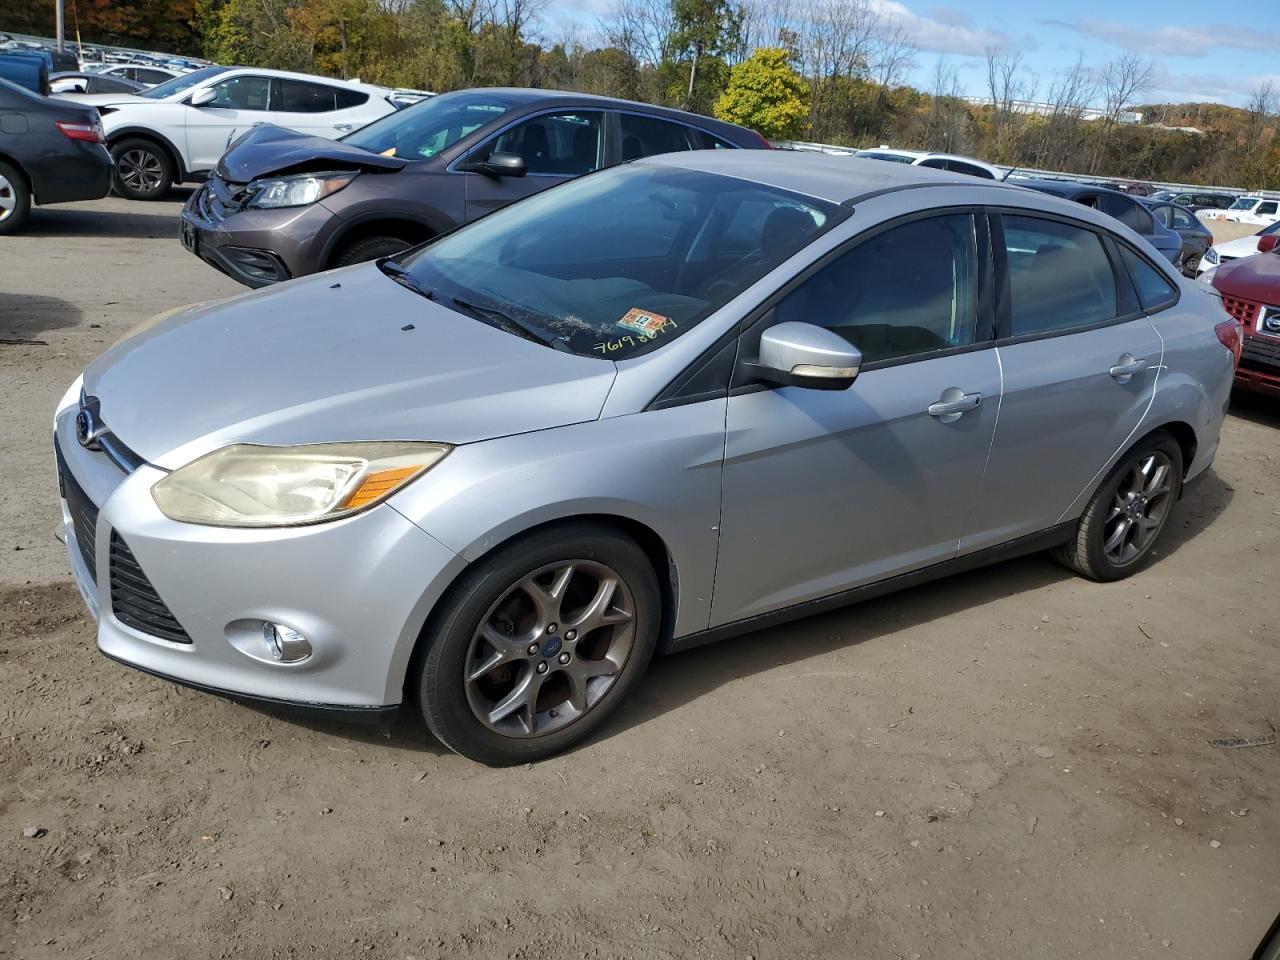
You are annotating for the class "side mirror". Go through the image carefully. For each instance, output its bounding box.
[189,87,216,107]
[743,321,862,391]
[463,151,527,178]
[1258,234,1278,253]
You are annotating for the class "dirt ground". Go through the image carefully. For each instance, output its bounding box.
[2,196,1279,960]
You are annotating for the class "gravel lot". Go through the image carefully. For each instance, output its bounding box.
[2,196,1278,960]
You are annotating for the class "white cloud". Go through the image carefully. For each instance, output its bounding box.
[1043,18,1280,58]
[874,0,1015,56]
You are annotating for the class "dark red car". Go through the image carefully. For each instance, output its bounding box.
[1212,235,1280,397]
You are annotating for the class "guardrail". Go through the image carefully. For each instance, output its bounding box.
[774,140,1280,201]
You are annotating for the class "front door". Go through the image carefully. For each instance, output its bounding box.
[462,111,605,223]
[963,213,1164,551]
[712,212,1001,626]
[185,74,275,171]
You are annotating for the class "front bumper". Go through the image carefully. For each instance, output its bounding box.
[1236,335,1280,397]
[180,187,333,288]
[54,405,467,712]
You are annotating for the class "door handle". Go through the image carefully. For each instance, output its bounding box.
[1109,354,1148,382]
[928,388,982,423]
[333,122,355,132]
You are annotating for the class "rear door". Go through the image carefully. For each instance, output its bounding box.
[462,110,605,223]
[963,211,1163,552]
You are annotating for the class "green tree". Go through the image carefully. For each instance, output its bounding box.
[714,47,808,140]
[670,0,740,112]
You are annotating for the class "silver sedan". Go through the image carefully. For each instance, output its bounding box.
[54,152,1238,764]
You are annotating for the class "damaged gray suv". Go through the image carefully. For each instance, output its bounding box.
[61,152,1236,764]
[180,87,771,286]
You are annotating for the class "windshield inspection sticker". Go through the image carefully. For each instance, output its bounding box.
[618,307,672,336]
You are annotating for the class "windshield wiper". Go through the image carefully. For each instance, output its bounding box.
[448,295,557,348]
[378,258,435,300]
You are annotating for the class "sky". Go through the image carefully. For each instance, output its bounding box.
[546,0,1280,109]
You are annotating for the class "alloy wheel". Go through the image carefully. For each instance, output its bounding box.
[118,149,164,193]
[464,560,636,739]
[0,173,14,222]
[1103,452,1174,565]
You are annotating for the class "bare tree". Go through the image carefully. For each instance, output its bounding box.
[599,0,677,67]
[1088,52,1153,173]
[1034,53,1096,168]
[983,46,1036,163]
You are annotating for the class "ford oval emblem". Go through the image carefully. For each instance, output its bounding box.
[540,636,563,658]
[75,398,107,449]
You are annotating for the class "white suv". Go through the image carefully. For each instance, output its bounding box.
[66,66,398,200]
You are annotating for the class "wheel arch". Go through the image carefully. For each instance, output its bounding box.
[320,214,442,269]
[106,127,187,181]
[0,151,33,201]
[400,512,679,705]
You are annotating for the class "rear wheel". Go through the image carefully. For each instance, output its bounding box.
[416,523,661,765]
[111,138,174,200]
[332,235,413,268]
[0,160,31,235]
[1053,431,1183,581]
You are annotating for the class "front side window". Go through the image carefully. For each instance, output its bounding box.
[394,165,841,358]
[619,113,695,161]
[773,214,979,364]
[208,75,271,111]
[1119,246,1177,312]
[480,111,604,176]
[1258,201,1278,216]
[342,91,514,160]
[1001,215,1118,336]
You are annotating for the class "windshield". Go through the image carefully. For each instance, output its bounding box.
[392,164,843,359]
[343,91,515,160]
[1229,197,1259,211]
[140,65,230,100]
[1257,221,1280,236]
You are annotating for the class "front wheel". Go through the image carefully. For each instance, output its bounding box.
[416,523,660,765]
[1053,432,1183,581]
[111,138,174,201]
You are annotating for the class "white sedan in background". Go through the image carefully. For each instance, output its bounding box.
[61,66,399,200]
[1197,219,1280,278]
[853,146,1004,180]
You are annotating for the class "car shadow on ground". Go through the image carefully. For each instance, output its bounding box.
[14,189,193,239]
[1227,392,1280,429]
[264,466,1233,759]
[0,292,84,342]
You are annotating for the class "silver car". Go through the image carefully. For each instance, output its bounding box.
[54,152,1237,764]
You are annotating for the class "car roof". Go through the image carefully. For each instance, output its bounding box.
[216,65,385,91]
[639,149,996,204]
[1014,177,1128,199]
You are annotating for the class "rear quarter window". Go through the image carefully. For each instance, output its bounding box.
[1118,246,1178,312]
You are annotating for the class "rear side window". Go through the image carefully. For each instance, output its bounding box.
[619,113,694,161]
[135,68,172,84]
[1001,216,1118,336]
[335,87,368,109]
[1119,247,1177,311]
[774,213,979,364]
[279,79,338,113]
[693,129,736,149]
[1098,193,1154,234]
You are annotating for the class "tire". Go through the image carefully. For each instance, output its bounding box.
[1053,431,1183,582]
[0,160,32,235]
[331,236,413,268]
[416,522,661,765]
[110,138,174,201]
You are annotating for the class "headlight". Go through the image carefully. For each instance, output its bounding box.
[1203,247,1219,265]
[1199,266,1217,284]
[151,441,450,527]
[245,172,357,209]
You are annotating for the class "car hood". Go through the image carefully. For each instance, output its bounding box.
[82,264,617,470]
[216,124,407,182]
[1217,234,1268,257]
[1213,251,1280,307]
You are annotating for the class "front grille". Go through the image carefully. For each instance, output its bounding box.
[1221,295,1260,329]
[109,533,192,644]
[1242,335,1280,372]
[56,441,99,584]
[198,174,249,224]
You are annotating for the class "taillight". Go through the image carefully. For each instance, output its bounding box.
[55,120,104,143]
[1215,319,1242,366]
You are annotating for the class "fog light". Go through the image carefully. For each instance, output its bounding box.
[263,621,312,663]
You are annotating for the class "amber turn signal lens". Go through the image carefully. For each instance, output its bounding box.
[341,465,424,509]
